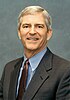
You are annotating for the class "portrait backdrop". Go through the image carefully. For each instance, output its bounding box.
[0,0,70,78]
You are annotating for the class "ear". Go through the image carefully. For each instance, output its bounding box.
[18,30,21,39]
[47,29,52,41]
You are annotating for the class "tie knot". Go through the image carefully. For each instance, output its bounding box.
[25,59,29,65]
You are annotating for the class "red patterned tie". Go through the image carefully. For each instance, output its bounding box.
[16,59,29,100]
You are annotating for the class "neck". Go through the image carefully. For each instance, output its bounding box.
[24,47,46,59]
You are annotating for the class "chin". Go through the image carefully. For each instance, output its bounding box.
[26,46,38,51]
[28,47,38,51]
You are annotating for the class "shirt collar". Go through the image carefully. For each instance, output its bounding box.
[24,48,47,72]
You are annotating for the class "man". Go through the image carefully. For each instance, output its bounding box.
[0,6,70,100]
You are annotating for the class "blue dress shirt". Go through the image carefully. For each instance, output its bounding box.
[16,48,47,96]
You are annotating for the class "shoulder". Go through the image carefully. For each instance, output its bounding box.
[6,57,22,65]
[4,57,23,70]
[46,48,70,67]
[52,54,70,67]
[46,48,70,74]
[51,53,70,76]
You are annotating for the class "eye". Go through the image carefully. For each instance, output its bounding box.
[22,25,29,28]
[36,24,44,28]
[38,25,43,28]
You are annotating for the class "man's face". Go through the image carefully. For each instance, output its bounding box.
[18,13,52,53]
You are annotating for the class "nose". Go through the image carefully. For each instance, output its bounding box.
[29,26,36,35]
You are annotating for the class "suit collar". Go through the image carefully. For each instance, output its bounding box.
[23,48,53,100]
[8,57,23,100]
[42,48,53,71]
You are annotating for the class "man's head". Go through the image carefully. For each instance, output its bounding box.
[18,6,52,58]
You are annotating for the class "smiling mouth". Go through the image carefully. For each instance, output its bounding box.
[27,37,39,41]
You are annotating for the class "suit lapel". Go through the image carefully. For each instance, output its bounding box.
[8,58,23,100]
[23,48,53,100]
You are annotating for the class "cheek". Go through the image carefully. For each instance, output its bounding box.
[19,29,26,38]
[42,33,47,41]
[19,31,25,42]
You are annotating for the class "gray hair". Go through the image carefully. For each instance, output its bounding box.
[18,6,52,30]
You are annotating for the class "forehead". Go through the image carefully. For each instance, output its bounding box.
[21,13,46,24]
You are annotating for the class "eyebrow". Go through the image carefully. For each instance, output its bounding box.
[22,23,45,26]
[35,24,44,26]
[22,23,30,25]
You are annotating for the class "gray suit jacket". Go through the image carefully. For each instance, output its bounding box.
[0,48,70,100]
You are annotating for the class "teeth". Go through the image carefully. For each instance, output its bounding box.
[27,37,38,40]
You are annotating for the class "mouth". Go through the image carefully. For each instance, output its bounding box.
[27,37,39,41]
